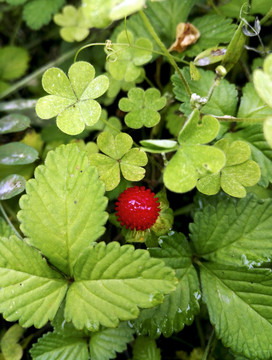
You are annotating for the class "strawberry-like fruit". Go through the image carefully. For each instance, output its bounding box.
[115,186,160,231]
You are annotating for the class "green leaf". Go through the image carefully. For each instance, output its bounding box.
[0,174,26,200]
[264,117,272,148]
[109,0,146,21]
[97,132,133,160]
[183,14,236,58]
[0,218,13,237]
[218,0,271,18]
[253,53,272,108]
[0,235,68,328]
[89,322,134,360]
[178,109,220,145]
[106,31,152,82]
[0,142,38,165]
[197,139,261,198]
[140,139,178,153]
[200,262,272,360]
[18,144,108,276]
[36,61,109,135]
[0,46,29,81]
[23,0,65,30]
[54,5,91,43]
[165,103,185,137]
[119,88,166,129]
[124,0,198,49]
[65,241,177,330]
[224,124,272,187]
[30,332,89,360]
[190,195,272,267]
[120,148,148,181]
[133,232,201,337]
[132,336,161,360]
[237,83,272,119]
[172,67,238,116]
[194,47,227,67]
[0,114,30,134]
[0,324,24,360]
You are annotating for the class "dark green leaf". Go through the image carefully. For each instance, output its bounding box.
[0,143,38,165]
[0,114,30,134]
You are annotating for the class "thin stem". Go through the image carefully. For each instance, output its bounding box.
[139,10,192,97]
[0,201,22,240]
[215,115,267,123]
[0,47,77,99]
[202,328,217,360]
[10,13,23,45]
[196,317,206,349]
[173,203,194,216]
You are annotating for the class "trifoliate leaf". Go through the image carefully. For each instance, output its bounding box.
[253,53,272,108]
[164,110,225,193]
[132,336,161,360]
[0,142,38,165]
[65,241,177,330]
[0,236,68,328]
[30,332,89,360]
[22,0,65,30]
[0,324,24,360]
[123,0,198,49]
[0,46,29,81]
[133,232,200,337]
[89,132,147,191]
[237,83,272,119]
[224,124,272,187]
[264,117,272,148]
[0,114,30,134]
[0,174,26,200]
[54,5,91,42]
[200,262,272,360]
[36,61,109,135]
[89,322,134,360]
[190,194,272,267]
[119,87,166,129]
[197,139,261,198]
[106,31,152,82]
[18,144,108,275]
[172,67,238,116]
[183,14,236,58]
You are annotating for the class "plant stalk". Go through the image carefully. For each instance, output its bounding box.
[202,328,217,360]
[0,201,22,240]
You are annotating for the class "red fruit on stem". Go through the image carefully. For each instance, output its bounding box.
[115,186,160,231]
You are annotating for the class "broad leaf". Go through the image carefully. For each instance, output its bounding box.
[119,87,166,129]
[183,14,236,58]
[133,232,201,337]
[132,336,161,360]
[65,241,177,330]
[0,142,38,165]
[200,262,272,360]
[0,236,68,328]
[218,0,272,18]
[237,83,272,119]
[18,144,108,275]
[89,322,134,360]
[30,332,89,360]
[253,53,272,108]
[172,67,238,116]
[0,218,13,237]
[0,174,26,200]
[264,117,272,148]
[36,61,109,135]
[225,124,272,187]
[0,46,29,81]
[140,139,178,154]
[190,195,272,267]
[0,114,30,134]
[97,132,133,160]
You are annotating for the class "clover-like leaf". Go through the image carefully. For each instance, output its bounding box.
[119,87,166,129]
[89,132,148,191]
[0,324,24,360]
[36,61,109,135]
[106,30,152,83]
[163,109,225,193]
[54,5,91,42]
[0,46,29,81]
[197,139,261,198]
[133,232,201,337]
[253,53,272,109]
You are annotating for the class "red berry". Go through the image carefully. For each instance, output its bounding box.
[115,186,160,231]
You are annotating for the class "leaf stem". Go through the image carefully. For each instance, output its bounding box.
[202,328,217,360]
[215,115,267,123]
[139,10,192,97]
[196,317,206,349]
[0,201,23,240]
